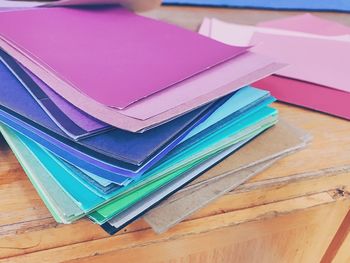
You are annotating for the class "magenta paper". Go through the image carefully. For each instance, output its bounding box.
[258,13,350,37]
[6,48,281,132]
[25,68,108,132]
[0,7,246,109]
[253,76,350,120]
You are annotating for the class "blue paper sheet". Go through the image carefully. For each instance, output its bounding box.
[2,105,276,215]
[163,0,350,12]
[74,92,275,194]
[0,58,214,178]
[0,52,215,166]
[0,56,273,182]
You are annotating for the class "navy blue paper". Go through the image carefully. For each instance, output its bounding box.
[0,50,111,141]
[0,59,214,179]
[0,52,212,166]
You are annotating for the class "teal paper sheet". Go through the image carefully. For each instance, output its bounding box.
[71,92,275,198]
[90,118,276,224]
[77,86,272,190]
[0,106,277,224]
[3,107,277,222]
[0,124,84,222]
[184,86,270,140]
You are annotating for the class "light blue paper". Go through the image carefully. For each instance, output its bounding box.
[184,86,270,140]
[163,0,350,12]
[78,86,273,191]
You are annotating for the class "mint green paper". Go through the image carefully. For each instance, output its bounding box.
[0,123,84,223]
[90,121,274,224]
[89,108,278,223]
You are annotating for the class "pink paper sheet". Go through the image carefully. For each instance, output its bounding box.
[0,7,246,109]
[258,13,350,36]
[202,15,350,120]
[0,33,281,131]
[204,16,350,93]
[250,32,350,93]
[198,17,211,36]
[119,52,281,120]
[253,76,350,120]
[255,14,350,119]
[209,18,350,46]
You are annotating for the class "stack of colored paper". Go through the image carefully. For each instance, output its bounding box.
[200,14,350,120]
[0,6,284,233]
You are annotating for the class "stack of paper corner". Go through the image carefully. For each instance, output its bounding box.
[0,5,285,234]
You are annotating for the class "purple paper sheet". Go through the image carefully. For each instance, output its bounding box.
[0,7,247,109]
[23,66,110,137]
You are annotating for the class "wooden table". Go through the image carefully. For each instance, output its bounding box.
[1,6,350,263]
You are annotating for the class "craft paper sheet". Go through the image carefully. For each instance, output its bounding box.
[0,7,286,131]
[250,32,350,93]
[254,15,350,120]
[0,124,85,223]
[6,45,280,123]
[89,108,278,224]
[204,18,350,93]
[0,59,221,177]
[0,103,277,224]
[0,50,110,140]
[103,116,281,233]
[258,13,350,36]
[143,120,311,233]
[7,47,283,133]
[201,15,350,120]
[0,7,246,116]
[65,90,275,196]
[0,45,279,183]
[103,139,252,233]
[253,76,350,120]
[208,18,350,46]
[162,0,350,12]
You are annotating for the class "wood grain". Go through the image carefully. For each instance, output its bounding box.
[0,6,350,263]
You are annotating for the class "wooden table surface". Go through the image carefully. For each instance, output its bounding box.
[1,6,350,263]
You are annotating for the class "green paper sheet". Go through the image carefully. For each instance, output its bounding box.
[0,106,277,224]
[0,124,84,223]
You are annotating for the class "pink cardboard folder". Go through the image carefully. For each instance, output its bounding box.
[0,7,251,131]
